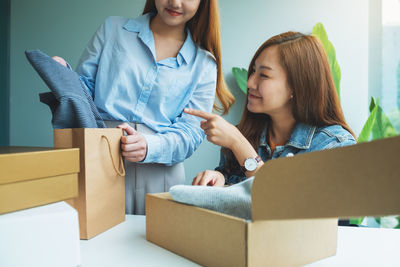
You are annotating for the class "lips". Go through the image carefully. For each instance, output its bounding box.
[166,8,182,16]
[248,93,262,99]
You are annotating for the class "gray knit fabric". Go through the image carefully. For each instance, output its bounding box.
[169,177,254,220]
[25,50,105,129]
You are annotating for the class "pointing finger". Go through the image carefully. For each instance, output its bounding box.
[184,108,215,120]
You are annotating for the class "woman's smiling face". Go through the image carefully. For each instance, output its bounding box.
[155,0,201,27]
[246,45,293,117]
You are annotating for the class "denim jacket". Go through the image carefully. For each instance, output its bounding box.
[215,122,357,185]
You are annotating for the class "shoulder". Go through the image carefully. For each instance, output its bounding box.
[191,41,217,70]
[199,48,216,65]
[102,16,129,26]
[198,49,217,72]
[91,16,129,37]
[311,124,357,150]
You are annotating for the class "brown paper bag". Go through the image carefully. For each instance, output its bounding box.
[54,128,125,240]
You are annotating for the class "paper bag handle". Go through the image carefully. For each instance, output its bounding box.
[101,135,126,176]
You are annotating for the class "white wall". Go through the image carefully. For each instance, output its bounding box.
[10,0,370,183]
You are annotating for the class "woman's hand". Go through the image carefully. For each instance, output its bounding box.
[184,108,243,150]
[185,108,263,178]
[52,56,68,67]
[192,170,225,187]
[118,123,148,162]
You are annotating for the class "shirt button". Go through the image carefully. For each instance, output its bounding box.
[143,86,149,90]
[153,65,157,70]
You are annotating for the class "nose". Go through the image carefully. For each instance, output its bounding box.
[247,72,257,93]
[169,0,182,8]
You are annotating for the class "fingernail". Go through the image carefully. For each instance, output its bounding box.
[184,108,189,112]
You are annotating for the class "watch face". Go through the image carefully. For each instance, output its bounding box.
[244,158,257,172]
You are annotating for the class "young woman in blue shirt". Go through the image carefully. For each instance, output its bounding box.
[185,31,357,186]
[53,0,234,214]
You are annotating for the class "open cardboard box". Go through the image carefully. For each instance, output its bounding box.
[146,136,400,267]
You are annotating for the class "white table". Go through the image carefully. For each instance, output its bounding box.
[81,216,400,267]
[80,215,198,267]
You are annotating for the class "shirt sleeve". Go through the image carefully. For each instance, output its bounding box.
[75,18,108,98]
[214,150,247,185]
[141,61,217,165]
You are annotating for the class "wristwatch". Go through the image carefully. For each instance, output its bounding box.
[242,155,262,172]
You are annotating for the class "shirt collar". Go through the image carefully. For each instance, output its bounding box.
[286,123,316,149]
[259,122,316,150]
[123,13,196,66]
[123,13,150,33]
[177,31,195,65]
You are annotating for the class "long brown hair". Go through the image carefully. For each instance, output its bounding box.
[223,31,355,171]
[142,0,234,114]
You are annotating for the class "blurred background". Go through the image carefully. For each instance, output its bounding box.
[0,0,399,184]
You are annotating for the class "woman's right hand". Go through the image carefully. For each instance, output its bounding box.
[52,56,67,67]
[192,170,225,187]
[184,108,243,150]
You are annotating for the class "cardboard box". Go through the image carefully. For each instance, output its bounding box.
[0,201,81,267]
[146,136,400,267]
[0,147,79,214]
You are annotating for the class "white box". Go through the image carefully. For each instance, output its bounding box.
[0,201,81,267]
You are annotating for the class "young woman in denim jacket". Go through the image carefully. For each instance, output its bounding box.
[185,31,357,186]
[52,0,235,215]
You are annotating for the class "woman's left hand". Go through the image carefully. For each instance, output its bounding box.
[184,108,242,150]
[118,123,148,162]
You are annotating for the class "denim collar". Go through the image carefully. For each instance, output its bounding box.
[123,13,195,66]
[259,122,316,150]
[286,123,316,149]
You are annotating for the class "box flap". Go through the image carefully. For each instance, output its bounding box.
[252,136,400,221]
[0,146,79,184]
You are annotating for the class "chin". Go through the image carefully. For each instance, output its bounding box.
[247,103,259,113]
[160,13,184,26]
[248,104,268,115]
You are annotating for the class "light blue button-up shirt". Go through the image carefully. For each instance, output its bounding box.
[76,14,217,165]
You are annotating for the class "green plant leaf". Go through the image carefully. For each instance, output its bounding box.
[381,108,399,138]
[378,108,398,138]
[358,99,379,142]
[369,97,376,112]
[378,216,399,228]
[369,97,398,140]
[372,105,385,140]
[349,217,364,225]
[232,67,248,94]
[312,23,341,99]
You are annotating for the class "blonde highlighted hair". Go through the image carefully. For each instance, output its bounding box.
[143,0,234,114]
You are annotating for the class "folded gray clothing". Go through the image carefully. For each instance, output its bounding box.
[25,49,105,129]
[170,177,253,220]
